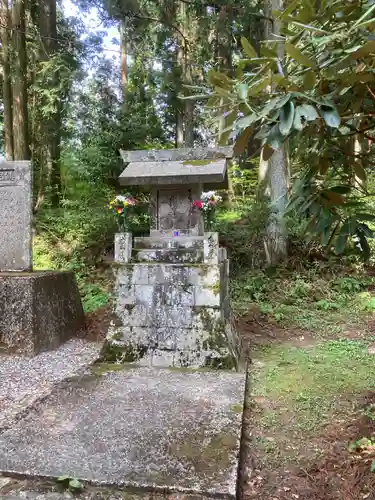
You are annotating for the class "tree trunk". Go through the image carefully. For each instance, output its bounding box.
[259,0,289,265]
[120,18,128,99]
[39,0,61,207]
[217,5,233,138]
[175,1,188,147]
[1,0,14,160]
[176,35,184,148]
[182,3,194,147]
[11,0,29,160]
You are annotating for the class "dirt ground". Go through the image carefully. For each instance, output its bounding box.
[237,314,375,500]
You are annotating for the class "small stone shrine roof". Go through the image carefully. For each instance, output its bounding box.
[119,146,232,188]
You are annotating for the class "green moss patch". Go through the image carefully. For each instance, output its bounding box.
[251,339,375,466]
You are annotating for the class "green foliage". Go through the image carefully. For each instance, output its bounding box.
[79,281,110,313]
[57,475,83,492]
[232,265,374,335]
[204,0,375,258]
[217,199,270,272]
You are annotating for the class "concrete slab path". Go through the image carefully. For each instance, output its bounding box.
[0,366,245,498]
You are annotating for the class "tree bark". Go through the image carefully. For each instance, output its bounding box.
[11,0,29,160]
[259,0,289,265]
[182,2,194,147]
[176,34,185,148]
[1,0,14,160]
[175,1,187,147]
[39,0,61,207]
[120,18,128,99]
[217,5,233,138]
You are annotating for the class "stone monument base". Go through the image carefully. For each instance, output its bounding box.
[104,232,243,369]
[0,271,85,355]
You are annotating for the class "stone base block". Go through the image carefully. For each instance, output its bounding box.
[133,248,204,263]
[0,271,85,355]
[134,235,205,250]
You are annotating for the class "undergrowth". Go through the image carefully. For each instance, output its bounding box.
[232,267,375,336]
[252,339,375,464]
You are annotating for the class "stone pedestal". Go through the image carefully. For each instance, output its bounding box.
[0,271,85,355]
[106,233,241,369]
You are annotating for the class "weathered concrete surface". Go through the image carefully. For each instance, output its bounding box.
[106,261,240,369]
[0,367,245,498]
[119,160,227,187]
[0,271,85,355]
[150,186,204,234]
[0,161,32,271]
[0,339,101,431]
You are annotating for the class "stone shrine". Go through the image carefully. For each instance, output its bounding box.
[106,147,242,368]
[0,161,85,355]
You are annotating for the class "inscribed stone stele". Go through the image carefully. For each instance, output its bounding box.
[0,161,32,271]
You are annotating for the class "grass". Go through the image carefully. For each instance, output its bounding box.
[232,269,375,336]
[251,339,375,466]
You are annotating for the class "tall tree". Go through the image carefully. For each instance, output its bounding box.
[258,0,289,264]
[1,0,14,159]
[11,0,29,160]
[38,0,61,206]
[120,17,128,98]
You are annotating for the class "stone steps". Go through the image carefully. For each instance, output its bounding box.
[134,235,205,250]
[133,248,204,264]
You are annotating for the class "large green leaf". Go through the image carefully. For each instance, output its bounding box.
[214,86,233,99]
[235,113,259,130]
[353,162,367,182]
[208,70,233,89]
[284,19,330,33]
[247,76,272,96]
[298,103,319,121]
[279,101,295,136]
[335,221,351,254]
[237,83,248,100]
[319,104,341,128]
[303,70,316,90]
[240,37,257,58]
[351,40,375,58]
[285,42,317,68]
[357,214,375,222]
[266,124,284,150]
[260,46,277,58]
[259,94,292,118]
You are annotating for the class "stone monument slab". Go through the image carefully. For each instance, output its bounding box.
[0,161,32,271]
[0,161,86,355]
